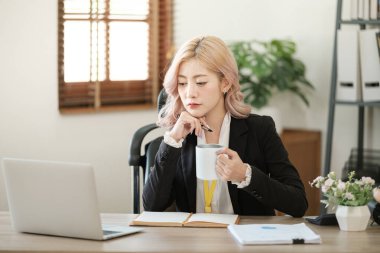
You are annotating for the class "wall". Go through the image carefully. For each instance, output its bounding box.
[0,0,162,212]
[174,0,380,177]
[175,0,334,130]
[0,0,379,212]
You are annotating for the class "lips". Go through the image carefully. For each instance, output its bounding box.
[187,102,200,109]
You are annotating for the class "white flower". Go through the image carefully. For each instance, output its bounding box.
[324,178,334,187]
[361,177,375,185]
[337,180,346,190]
[344,192,354,200]
[311,176,324,187]
[327,171,336,178]
[313,176,323,183]
[240,67,252,76]
[356,180,364,186]
[311,171,375,207]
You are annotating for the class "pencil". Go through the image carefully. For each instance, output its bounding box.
[201,124,213,132]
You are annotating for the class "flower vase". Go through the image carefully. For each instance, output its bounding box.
[335,205,370,231]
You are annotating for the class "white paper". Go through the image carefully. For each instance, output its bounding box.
[187,213,238,225]
[228,223,321,245]
[134,211,189,223]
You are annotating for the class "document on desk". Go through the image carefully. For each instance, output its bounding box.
[130,211,239,228]
[228,223,321,245]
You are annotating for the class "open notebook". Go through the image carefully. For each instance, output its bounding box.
[130,211,239,228]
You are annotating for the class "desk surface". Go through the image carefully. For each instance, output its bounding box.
[0,212,379,253]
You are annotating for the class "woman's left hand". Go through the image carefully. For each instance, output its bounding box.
[216,148,247,182]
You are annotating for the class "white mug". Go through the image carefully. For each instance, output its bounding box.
[196,144,224,180]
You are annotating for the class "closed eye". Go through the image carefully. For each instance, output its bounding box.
[178,82,187,86]
[196,82,207,86]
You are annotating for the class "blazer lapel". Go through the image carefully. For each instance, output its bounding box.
[228,117,248,214]
[181,134,197,212]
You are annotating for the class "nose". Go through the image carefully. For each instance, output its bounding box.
[186,83,197,98]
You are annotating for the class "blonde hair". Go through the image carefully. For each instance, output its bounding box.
[157,35,251,128]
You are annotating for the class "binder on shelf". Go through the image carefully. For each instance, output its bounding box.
[376,32,380,57]
[359,29,380,101]
[370,0,378,19]
[336,30,362,101]
[358,0,365,19]
[363,0,370,20]
[351,0,359,19]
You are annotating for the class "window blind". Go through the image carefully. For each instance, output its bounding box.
[58,0,172,111]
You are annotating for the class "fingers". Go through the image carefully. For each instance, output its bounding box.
[216,147,237,159]
[216,164,228,181]
[181,117,197,135]
[216,153,232,181]
[171,111,204,138]
[216,148,246,182]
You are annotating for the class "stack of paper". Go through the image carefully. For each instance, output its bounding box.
[228,223,321,245]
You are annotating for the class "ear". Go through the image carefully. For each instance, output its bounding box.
[221,78,231,94]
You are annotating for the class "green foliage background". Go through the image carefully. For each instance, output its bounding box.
[229,39,314,109]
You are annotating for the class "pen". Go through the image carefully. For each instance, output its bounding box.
[201,123,213,132]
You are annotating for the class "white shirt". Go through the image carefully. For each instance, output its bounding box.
[163,113,248,213]
[195,113,234,214]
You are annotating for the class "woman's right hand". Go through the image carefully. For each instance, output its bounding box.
[169,111,206,142]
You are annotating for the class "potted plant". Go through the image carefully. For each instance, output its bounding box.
[229,39,314,110]
[310,171,375,231]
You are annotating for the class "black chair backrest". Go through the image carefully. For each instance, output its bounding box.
[129,89,167,213]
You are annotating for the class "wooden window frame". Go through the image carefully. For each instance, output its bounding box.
[58,0,172,113]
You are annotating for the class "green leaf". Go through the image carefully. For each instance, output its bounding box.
[229,39,314,108]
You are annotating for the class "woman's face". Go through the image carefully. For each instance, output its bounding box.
[177,58,227,118]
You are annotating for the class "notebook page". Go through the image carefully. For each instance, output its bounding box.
[187,213,238,225]
[134,211,190,223]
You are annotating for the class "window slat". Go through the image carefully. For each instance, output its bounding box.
[58,0,172,111]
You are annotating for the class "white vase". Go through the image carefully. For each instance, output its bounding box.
[252,107,283,134]
[335,205,370,231]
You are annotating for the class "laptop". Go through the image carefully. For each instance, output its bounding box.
[2,158,142,240]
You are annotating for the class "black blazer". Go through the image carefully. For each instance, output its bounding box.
[143,114,308,217]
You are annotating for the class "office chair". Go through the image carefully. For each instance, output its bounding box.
[129,89,167,214]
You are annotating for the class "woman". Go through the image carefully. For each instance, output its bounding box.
[143,35,308,217]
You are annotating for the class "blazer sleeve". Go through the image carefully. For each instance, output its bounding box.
[242,116,308,217]
[142,141,180,211]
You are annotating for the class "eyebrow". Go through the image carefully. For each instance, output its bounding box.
[177,74,208,79]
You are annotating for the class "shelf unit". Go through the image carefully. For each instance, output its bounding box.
[324,0,380,211]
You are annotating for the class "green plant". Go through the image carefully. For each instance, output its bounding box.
[310,171,375,207]
[229,39,314,109]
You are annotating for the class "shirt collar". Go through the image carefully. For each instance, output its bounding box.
[198,112,231,147]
